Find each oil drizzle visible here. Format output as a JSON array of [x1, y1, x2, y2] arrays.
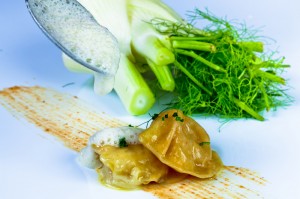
[[0, 86, 267, 198]]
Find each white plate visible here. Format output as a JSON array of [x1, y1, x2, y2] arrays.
[[1, 0, 300, 198]]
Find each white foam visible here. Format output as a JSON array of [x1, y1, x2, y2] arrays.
[[27, 0, 120, 75], [78, 127, 144, 169]]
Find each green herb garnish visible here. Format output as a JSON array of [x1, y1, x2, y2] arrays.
[[171, 112, 184, 122], [172, 112, 178, 117], [119, 137, 128, 148], [151, 113, 159, 120], [175, 116, 184, 122], [199, 142, 210, 146]]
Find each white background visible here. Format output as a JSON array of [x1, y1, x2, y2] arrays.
[[1, 0, 300, 198]]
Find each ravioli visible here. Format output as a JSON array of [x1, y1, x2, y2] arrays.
[[93, 144, 169, 189], [79, 111, 223, 189], [138, 109, 223, 178], [78, 127, 170, 189]]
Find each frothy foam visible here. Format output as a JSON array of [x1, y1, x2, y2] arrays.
[[78, 127, 144, 168], [27, 0, 120, 75]]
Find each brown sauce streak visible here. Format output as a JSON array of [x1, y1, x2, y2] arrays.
[[0, 86, 267, 198], [0, 86, 125, 151]]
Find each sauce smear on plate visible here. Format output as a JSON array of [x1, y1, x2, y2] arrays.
[[0, 86, 267, 198]]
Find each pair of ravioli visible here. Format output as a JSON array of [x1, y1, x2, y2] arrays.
[[92, 109, 222, 189]]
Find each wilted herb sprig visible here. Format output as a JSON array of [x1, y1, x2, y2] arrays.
[[153, 9, 291, 120]]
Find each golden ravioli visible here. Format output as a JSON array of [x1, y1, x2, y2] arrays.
[[139, 109, 223, 178], [93, 144, 169, 189]]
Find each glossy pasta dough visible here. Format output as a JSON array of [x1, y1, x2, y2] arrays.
[[139, 109, 223, 178]]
